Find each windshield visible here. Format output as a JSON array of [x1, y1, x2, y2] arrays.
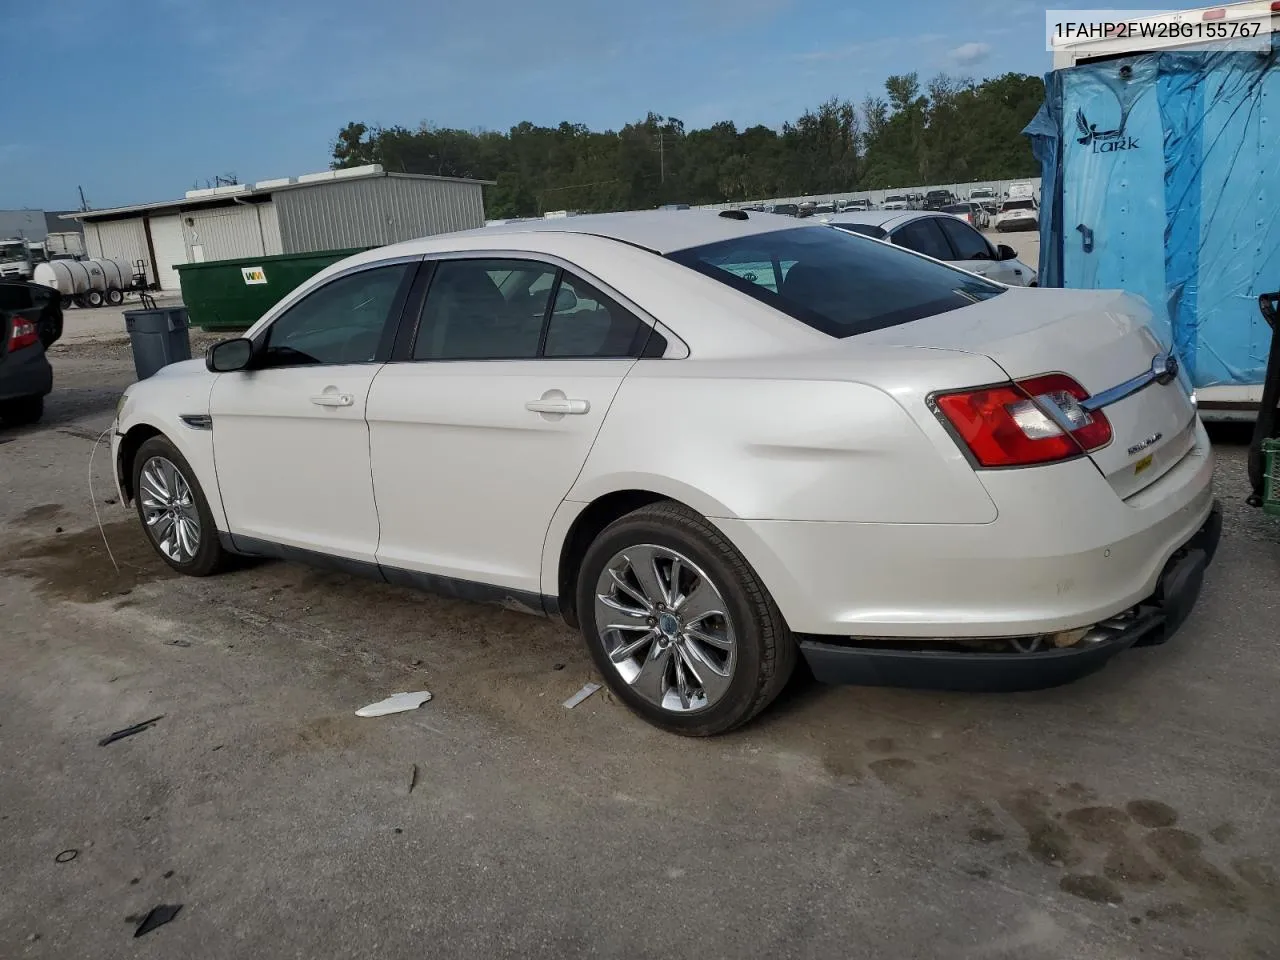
[[884, 196, 905, 203], [667, 226, 1004, 339], [1001, 200, 1035, 211], [0, 241, 26, 261], [941, 204, 971, 214]]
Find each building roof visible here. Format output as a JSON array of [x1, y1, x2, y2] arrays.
[[452, 209, 811, 254], [64, 166, 494, 223]]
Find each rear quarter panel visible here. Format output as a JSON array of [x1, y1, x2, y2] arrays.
[[568, 351, 1004, 524]]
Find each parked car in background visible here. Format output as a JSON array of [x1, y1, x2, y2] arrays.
[[113, 210, 1213, 737], [810, 202, 835, 216], [924, 189, 957, 211], [941, 202, 989, 230], [770, 203, 800, 217], [829, 210, 1036, 285], [839, 198, 873, 213], [0, 280, 63, 426], [882, 195, 909, 211], [993, 198, 1039, 232], [908, 193, 925, 209]]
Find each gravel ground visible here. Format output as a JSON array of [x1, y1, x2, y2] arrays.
[[0, 347, 1277, 960]]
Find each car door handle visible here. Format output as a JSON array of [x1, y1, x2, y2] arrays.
[[311, 393, 354, 407], [525, 398, 589, 415]]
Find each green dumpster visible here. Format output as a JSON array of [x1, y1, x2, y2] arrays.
[[175, 248, 372, 332]]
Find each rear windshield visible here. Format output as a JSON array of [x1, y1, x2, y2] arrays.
[[1002, 200, 1035, 211], [941, 204, 971, 213], [668, 226, 1004, 339]]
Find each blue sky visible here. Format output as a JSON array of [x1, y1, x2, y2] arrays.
[[1, 0, 1054, 211]]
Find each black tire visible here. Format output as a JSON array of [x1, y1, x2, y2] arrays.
[[576, 501, 796, 736], [60, 296, 74, 310], [106, 287, 124, 306], [0, 395, 44, 426], [131, 435, 228, 577], [86, 289, 104, 308]]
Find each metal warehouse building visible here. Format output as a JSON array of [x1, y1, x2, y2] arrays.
[[63, 165, 489, 292]]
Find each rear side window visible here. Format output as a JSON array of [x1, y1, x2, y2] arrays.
[[668, 226, 1003, 339]]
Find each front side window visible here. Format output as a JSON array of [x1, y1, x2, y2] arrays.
[[936, 217, 993, 260], [891, 218, 954, 261], [668, 226, 1003, 339], [264, 263, 410, 366]]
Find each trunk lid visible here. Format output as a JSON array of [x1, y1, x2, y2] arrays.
[[859, 287, 1198, 497]]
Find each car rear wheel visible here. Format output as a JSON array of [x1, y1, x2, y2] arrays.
[[576, 501, 796, 736], [0, 395, 43, 426], [132, 435, 228, 577]]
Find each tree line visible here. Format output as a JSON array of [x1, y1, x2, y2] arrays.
[[331, 71, 1044, 219]]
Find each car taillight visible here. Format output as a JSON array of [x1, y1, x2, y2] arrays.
[[8, 316, 38, 351], [933, 373, 1112, 468]]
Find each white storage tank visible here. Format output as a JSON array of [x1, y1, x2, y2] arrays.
[[33, 258, 134, 307]]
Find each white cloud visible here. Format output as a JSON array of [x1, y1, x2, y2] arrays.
[[948, 41, 992, 65]]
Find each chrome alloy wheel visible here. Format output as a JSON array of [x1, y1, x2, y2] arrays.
[[139, 456, 201, 564], [593, 545, 737, 713]]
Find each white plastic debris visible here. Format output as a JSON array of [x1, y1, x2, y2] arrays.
[[562, 682, 602, 709], [355, 691, 433, 718]]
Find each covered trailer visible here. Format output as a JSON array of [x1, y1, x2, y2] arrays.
[[1028, 1, 1280, 420]]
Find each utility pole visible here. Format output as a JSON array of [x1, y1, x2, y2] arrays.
[[656, 132, 665, 184], [78, 185, 89, 211]]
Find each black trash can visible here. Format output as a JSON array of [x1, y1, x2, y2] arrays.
[[124, 307, 192, 380]]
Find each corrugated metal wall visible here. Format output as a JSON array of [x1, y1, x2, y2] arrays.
[[274, 175, 485, 253], [185, 205, 272, 261], [85, 219, 152, 282], [257, 202, 284, 255]]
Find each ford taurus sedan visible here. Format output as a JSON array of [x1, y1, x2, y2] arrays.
[[112, 211, 1219, 736]]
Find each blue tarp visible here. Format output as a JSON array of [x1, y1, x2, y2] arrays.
[[1025, 44, 1280, 388]]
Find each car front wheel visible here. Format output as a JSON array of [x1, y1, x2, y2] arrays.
[[576, 502, 796, 736], [131, 435, 228, 576]]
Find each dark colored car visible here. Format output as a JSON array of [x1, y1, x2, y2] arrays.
[[924, 189, 957, 211], [0, 280, 63, 426]]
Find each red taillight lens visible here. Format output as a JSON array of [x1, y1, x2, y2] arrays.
[[934, 373, 1112, 468], [8, 316, 38, 351]]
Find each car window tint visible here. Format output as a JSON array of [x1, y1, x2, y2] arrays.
[[937, 217, 993, 260], [833, 223, 887, 240], [415, 259, 556, 360], [264, 263, 409, 366], [891, 218, 954, 261], [669, 226, 1003, 339], [544, 274, 647, 358]]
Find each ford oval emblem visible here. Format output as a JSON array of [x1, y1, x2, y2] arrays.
[[1152, 352, 1179, 385]]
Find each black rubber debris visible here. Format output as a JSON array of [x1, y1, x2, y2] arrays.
[[134, 904, 182, 938], [55, 849, 78, 864], [98, 716, 164, 747]]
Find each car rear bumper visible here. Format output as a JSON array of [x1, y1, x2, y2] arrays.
[[0, 345, 53, 401], [714, 420, 1216, 639], [795, 501, 1220, 690]]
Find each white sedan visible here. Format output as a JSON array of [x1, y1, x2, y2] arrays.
[[828, 210, 1037, 285], [112, 211, 1219, 736]]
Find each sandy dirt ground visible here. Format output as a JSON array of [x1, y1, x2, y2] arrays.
[[0, 340, 1277, 959]]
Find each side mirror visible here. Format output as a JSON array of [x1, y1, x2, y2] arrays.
[[996, 243, 1019, 262], [206, 337, 254, 372], [554, 286, 579, 312]]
